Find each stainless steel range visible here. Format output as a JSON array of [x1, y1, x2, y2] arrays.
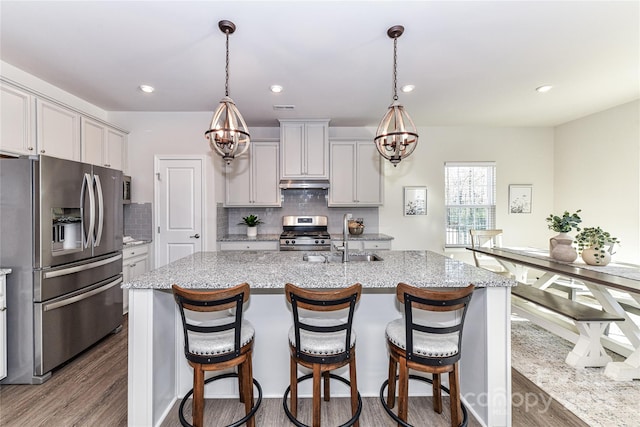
[[279, 216, 331, 251]]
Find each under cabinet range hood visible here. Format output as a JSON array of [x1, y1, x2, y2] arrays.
[[279, 179, 330, 190]]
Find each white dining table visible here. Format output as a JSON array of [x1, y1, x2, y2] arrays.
[[467, 246, 640, 381]]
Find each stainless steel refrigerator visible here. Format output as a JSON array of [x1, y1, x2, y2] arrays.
[[0, 155, 123, 384]]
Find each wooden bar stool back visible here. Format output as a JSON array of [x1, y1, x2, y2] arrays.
[[283, 282, 363, 427], [172, 283, 262, 427], [380, 283, 475, 427]]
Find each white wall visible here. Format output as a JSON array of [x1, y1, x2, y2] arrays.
[[554, 100, 640, 263], [376, 126, 555, 259]]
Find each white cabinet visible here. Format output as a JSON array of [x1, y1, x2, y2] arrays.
[[225, 141, 280, 207], [331, 239, 392, 251], [36, 99, 81, 161], [122, 244, 150, 314], [219, 241, 279, 251], [329, 139, 384, 206], [0, 83, 35, 156], [279, 119, 329, 180], [81, 117, 126, 170]]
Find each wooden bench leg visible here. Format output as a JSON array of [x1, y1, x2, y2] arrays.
[[565, 321, 614, 368]]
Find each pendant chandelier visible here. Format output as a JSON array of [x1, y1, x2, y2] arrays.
[[205, 20, 250, 165], [374, 25, 419, 167]]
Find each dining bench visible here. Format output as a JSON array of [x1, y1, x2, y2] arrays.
[[511, 284, 625, 368]]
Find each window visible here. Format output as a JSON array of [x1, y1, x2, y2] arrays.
[[445, 162, 496, 247]]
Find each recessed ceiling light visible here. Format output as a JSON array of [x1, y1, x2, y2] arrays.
[[401, 84, 415, 93], [139, 84, 155, 93], [270, 85, 283, 93], [536, 85, 553, 93]]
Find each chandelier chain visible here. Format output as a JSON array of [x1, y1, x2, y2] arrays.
[[393, 36, 398, 101], [225, 30, 230, 97]]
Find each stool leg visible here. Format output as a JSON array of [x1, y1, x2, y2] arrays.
[[349, 348, 360, 427], [397, 357, 409, 424], [449, 365, 462, 427], [238, 361, 245, 404], [290, 356, 298, 417], [193, 364, 204, 427], [313, 363, 322, 427], [432, 373, 442, 414], [387, 355, 397, 408], [323, 370, 331, 402], [243, 352, 256, 427]]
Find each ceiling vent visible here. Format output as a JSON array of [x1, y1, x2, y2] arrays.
[[273, 105, 296, 111]]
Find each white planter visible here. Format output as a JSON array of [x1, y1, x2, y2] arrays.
[[549, 232, 577, 262], [246, 226, 257, 238], [581, 246, 611, 266]]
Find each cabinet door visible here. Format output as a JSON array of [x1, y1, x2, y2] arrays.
[[0, 83, 35, 156], [224, 150, 252, 206], [252, 142, 280, 206], [81, 117, 105, 166], [305, 122, 328, 178], [106, 128, 125, 170], [328, 141, 356, 205], [355, 141, 384, 205], [280, 122, 305, 178], [36, 99, 80, 160]]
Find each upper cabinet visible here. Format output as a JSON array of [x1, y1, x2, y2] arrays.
[[1, 81, 127, 168], [81, 117, 126, 170], [225, 140, 281, 207], [329, 139, 384, 206], [0, 83, 35, 156], [36, 99, 81, 161], [279, 119, 329, 180]]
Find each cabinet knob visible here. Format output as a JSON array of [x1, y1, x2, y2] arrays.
[[28, 146, 34, 151], [130, 263, 137, 267], [40, 149, 45, 153]]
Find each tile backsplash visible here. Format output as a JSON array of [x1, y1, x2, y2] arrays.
[[124, 202, 153, 241], [221, 189, 379, 235]]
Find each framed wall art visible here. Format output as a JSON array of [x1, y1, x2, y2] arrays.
[[509, 184, 532, 214], [403, 186, 427, 216]]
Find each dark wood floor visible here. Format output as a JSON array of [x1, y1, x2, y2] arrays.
[[0, 315, 588, 426]]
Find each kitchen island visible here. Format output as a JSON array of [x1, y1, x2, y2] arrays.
[[125, 250, 516, 426]]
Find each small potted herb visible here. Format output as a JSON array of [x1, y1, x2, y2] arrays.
[[545, 210, 581, 262], [575, 226, 620, 266], [239, 214, 263, 237]]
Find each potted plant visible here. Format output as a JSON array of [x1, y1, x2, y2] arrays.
[[575, 226, 620, 266], [545, 210, 581, 262], [239, 214, 263, 237]]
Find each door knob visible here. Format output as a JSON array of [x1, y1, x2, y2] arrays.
[[190, 233, 200, 239]]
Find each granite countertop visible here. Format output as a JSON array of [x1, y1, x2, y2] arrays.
[[124, 250, 516, 290], [330, 233, 394, 241], [218, 234, 281, 242], [124, 239, 152, 247]]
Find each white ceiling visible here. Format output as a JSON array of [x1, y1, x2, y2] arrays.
[[1, 1, 638, 127]]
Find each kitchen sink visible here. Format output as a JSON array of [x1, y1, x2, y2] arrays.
[[302, 253, 383, 263]]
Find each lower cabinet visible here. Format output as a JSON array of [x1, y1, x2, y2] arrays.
[[331, 239, 392, 251], [122, 244, 150, 314], [219, 241, 279, 251]]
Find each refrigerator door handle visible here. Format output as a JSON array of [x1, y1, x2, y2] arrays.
[[42, 277, 122, 312], [81, 173, 95, 249], [42, 253, 123, 279], [93, 174, 104, 247]]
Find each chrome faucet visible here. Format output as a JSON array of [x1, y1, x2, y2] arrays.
[[341, 213, 352, 262]]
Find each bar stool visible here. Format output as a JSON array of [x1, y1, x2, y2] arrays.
[[283, 282, 363, 427], [380, 283, 475, 427], [172, 283, 262, 427]]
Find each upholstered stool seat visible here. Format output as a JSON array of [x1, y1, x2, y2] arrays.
[[283, 282, 363, 427], [172, 283, 262, 427], [380, 283, 475, 427]]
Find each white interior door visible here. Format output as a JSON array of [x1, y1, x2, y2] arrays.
[[155, 156, 205, 268]]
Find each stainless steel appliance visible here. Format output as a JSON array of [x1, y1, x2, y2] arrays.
[[0, 155, 123, 384], [279, 215, 331, 251], [123, 175, 131, 204]]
